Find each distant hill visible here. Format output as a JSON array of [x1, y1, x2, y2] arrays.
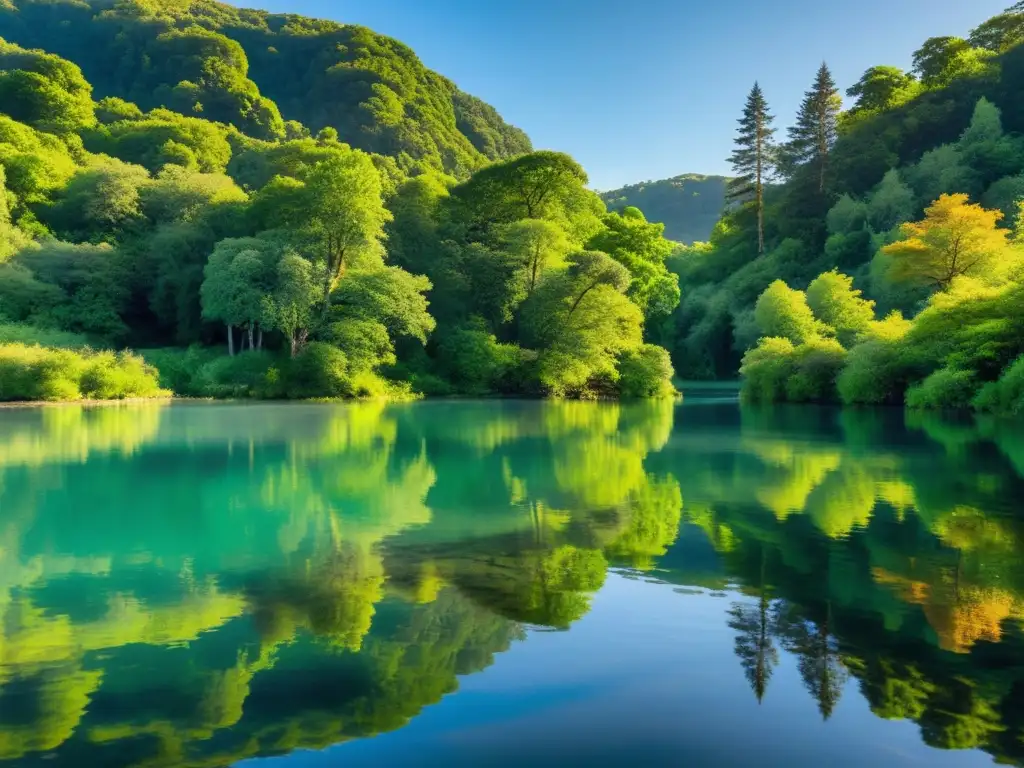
[[600, 174, 728, 244], [0, 0, 531, 178]]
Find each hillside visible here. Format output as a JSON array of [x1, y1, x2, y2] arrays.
[[663, 4, 1024, 416], [0, 0, 531, 178], [0, 2, 681, 403], [601, 174, 728, 244]]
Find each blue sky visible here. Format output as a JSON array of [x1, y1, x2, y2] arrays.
[[243, 0, 1009, 190]]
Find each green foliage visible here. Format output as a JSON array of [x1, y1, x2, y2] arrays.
[[284, 341, 350, 399], [141, 345, 220, 394], [970, 11, 1024, 53], [331, 266, 434, 345], [0, 0, 761, 402], [0, 113, 77, 208], [973, 354, 1024, 414], [806, 270, 875, 347], [524, 251, 645, 397], [867, 170, 916, 232], [753, 280, 826, 344], [600, 174, 728, 245], [0, 37, 94, 134], [586, 207, 680, 320], [194, 349, 278, 398], [912, 37, 996, 87], [0, 322, 90, 348], [0, 0, 529, 176], [447, 151, 599, 242], [617, 344, 676, 398], [740, 336, 846, 403], [85, 108, 233, 173], [783, 63, 841, 190], [837, 337, 913, 405], [0, 342, 166, 401], [437, 326, 532, 395], [905, 366, 978, 409], [785, 337, 847, 402], [740, 337, 797, 403], [846, 66, 919, 114]]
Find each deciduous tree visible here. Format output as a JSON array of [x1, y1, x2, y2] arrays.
[[882, 194, 1011, 291]]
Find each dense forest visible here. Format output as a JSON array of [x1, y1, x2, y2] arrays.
[[600, 174, 728, 244], [0, 0, 679, 401], [669, 3, 1024, 415]]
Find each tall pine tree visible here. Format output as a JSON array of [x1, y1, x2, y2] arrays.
[[785, 63, 842, 193], [728, 82, 776, 254]]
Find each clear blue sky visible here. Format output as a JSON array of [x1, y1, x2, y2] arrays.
[[240, 0, 1009, 190]]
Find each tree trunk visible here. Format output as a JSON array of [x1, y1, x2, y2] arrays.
[[257, 327, 263, 351], [290, 335, 297, 359], [227, 324, 234, 357], [248, 322, 254, 351], [756, 114, 765, 255]]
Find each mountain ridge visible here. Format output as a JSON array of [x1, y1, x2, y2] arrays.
[[0, 0, 531, 177], [600, 173, 728, 244]]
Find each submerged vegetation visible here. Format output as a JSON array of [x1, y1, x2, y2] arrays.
[[0, 0, 678, 402]]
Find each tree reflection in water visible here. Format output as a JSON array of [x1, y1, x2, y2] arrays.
[[0, 401, 1023, 764]]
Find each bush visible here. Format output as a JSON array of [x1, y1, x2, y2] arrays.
[[283, 343, 350, 399], [142, 346, 220, 395], [80, 350, 168, 400], [437, 327, 530, 395], [617, 344, 676, 398], [786, 338, 847, 402], [0, 343, 168, 401], [740, 337, 797, 403], [0, 322, 91, 349], [837, 339, 913, 405], [905, 367, 979, 409], [194, 351, 278, 399], [753, 280, 826, 344], [973, 355, 1024, 414]]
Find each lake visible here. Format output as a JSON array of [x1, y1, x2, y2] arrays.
[[0, 398, 1023, 767]]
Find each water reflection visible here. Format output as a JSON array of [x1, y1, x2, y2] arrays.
[[0, 401, 1021, 765]]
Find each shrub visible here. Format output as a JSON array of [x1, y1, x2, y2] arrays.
[[142, 346, 220, 395], [437, 327, 530, 395], [753, 280, 827, 344], [837, 339, 913, 405], [80, 350, 168, 399], [617, 344, 676, 398], [786, 338, 847, 402], [0, 343, 167, 401], [805, 270, 875, 347], [194, 351, 278, 399], [740, 337, 797, 403], [905, 367, 979, 409], [284, 343, 350, 399], [903, 280, 1024, 381], [0, 322, 91, 349], [973, 355, 1024, 415]]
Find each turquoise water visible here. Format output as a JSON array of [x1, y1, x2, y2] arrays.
[[0, 399, 1022, 766]]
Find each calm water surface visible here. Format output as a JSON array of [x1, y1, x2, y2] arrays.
[[1, 398, 1023, 766]]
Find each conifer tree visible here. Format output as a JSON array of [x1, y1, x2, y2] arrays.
[[785, 63, 842, 193], [728, 82, 776, 254]]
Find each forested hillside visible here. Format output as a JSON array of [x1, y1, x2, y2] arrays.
[[669, 3, 1024, 415], [0, 0, 530, 177], [601, 174, 728, 244], [0, 0, 680, 402]]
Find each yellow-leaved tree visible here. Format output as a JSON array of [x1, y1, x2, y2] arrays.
[[882, 193, 1011, 290]]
